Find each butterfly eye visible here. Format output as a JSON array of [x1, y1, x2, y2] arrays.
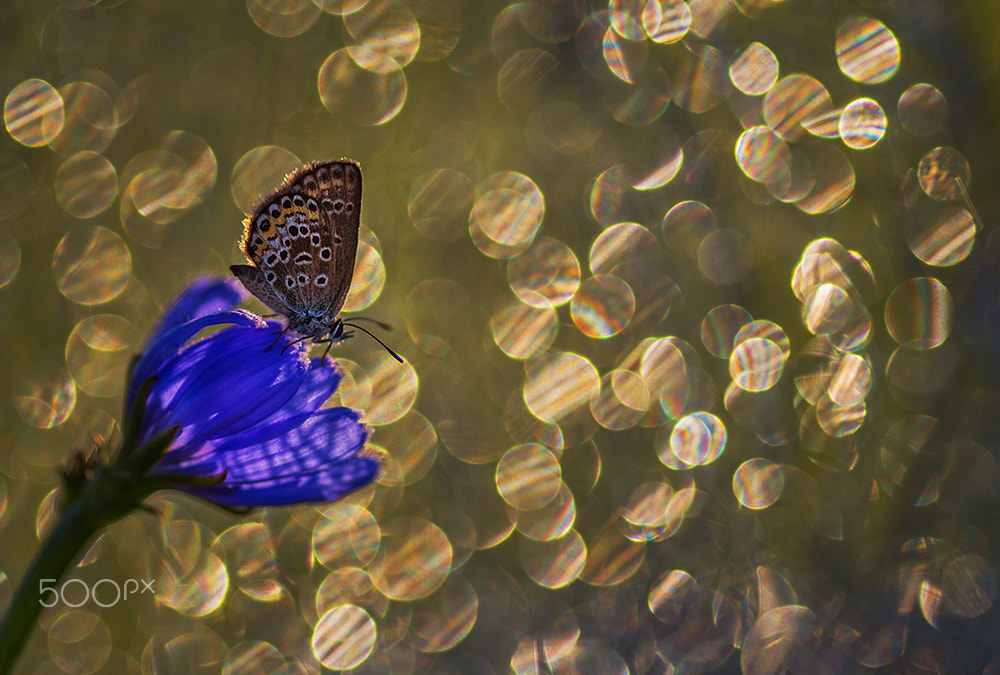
[[319, 247, 332, 261], [332, 200, 344, 213], [315, 275, 328, 287], [292, 195, 305, 207], [281, 196, 293, 210], [284, 276, 295, 289], [321, 199, 334, 213], [306, 198, 319, 213], [268, 205, 280, 218]]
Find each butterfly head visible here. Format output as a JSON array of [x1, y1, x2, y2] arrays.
[[283, 312, 402, 362], [286, 312, 349, 344]]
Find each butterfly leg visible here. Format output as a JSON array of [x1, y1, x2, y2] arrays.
[[266, 326, 291, 352], [281, 334, 312, 355], [314, 332, 354, 365]]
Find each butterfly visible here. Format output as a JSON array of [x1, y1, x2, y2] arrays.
[[230, 159, 401, 362]]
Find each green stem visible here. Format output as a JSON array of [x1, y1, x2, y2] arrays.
[[0, 373, 177, 673], [0, 463, 142, 674]]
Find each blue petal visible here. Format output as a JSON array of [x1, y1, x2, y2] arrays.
[[170, 363, 343, 454], [180, 456, 380, 507], [158, 407, 377, 507], [156, 407, 368, 477], [141, 326, 314, 447], [127, 310, 263, 414], [153, 277, 246, 338]]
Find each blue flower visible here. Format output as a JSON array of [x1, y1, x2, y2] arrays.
[[124, 277, 380, 508]]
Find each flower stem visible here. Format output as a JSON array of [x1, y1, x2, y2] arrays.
[[0, 462, 142, 674]]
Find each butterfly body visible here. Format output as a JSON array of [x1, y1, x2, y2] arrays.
[[231, 159, 362, 345]]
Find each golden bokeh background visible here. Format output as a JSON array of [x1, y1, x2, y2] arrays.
[[2, 0, 1000, 672]]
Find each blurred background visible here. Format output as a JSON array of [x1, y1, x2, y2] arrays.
[[2, 0, 1000, 672]]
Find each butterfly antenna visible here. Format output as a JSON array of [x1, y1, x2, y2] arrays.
[[343, 321, 403, 363], [320, 340, 334, 364], [348, 316, 394, 331]]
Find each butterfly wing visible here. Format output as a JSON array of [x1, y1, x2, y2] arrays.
[[290, 160, 362, 317], [238, 182, 309, 314], [230, 264, 292, 316]]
